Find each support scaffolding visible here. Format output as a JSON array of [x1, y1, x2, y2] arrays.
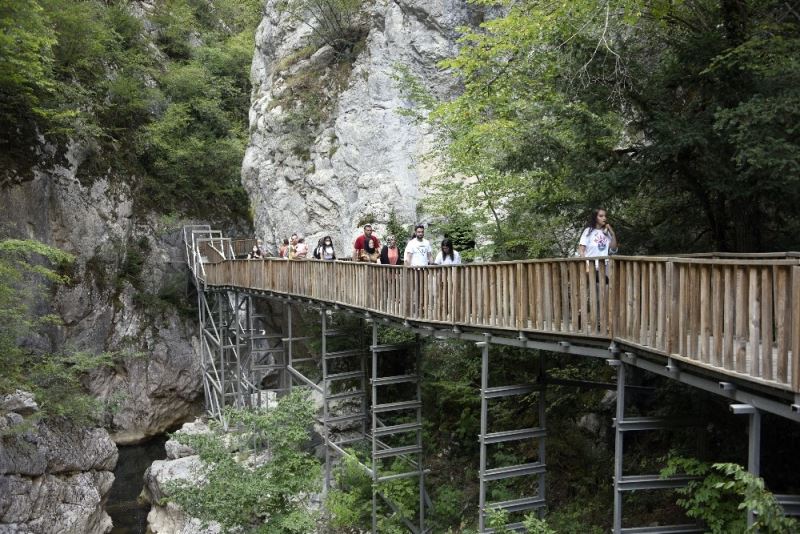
[[609, 359, 704, 533], [478, 340, 547, 533], [196, 290, 253, 424], [370, 324, 426, 533]]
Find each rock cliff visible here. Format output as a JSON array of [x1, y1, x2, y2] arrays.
[[0, 392, 118, 534], [0, 160, 203, 445], [243, 0, 474, 253]]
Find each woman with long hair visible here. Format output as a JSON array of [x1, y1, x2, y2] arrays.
[[579, 208, 618, 258], [379, 235, 401, 265], [433, 238, 461, 265], [314, 236, 336, 260]]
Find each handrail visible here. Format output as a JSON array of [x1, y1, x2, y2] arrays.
[[201, 256, 800, 394]]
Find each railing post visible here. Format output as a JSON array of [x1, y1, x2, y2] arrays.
[[792, 266, 800, 392], [401, 265, 409, 320], [608, 257, 617, 339], [664, 261, 675, 355]]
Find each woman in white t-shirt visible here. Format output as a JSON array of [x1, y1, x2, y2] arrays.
[[433, 238, 461, 265], [578, 208, 618, 259]]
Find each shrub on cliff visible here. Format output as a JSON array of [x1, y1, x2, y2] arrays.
[[0, 239, 114, 426]]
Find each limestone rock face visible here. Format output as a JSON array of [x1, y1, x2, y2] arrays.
[[243, 0, 472, 253], [142, 422, 221, 534], [0, 159, 203, 445], [0, 411, 118, 534]]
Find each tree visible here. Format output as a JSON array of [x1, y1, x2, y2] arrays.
[[406, 0, 800, 257], [167, 390, 321, 533]]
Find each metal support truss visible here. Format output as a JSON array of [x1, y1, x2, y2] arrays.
[[320, 309, 368, 496], [370, 324, 426, 534], [609, 359, 703, 534], [196, 289, 254, 425], [478, 339, 547, 533]]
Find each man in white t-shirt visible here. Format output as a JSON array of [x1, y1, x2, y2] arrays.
[[404, 224, 432, 266]]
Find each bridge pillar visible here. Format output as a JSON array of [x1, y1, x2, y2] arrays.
[[477, 339, 546, 532], [610, 359, 703, 533], [730, 403, 762, 527], [369, 323, 426, 534], [196, 289, 257, 425]]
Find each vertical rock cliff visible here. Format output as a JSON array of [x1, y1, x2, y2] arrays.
[[243, 0, 474, 251], [1, 157, 203, 444]]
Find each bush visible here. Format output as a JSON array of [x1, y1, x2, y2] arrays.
[[0, 239, 114, 425], [167, 390, 321, 533], [662, 457, 799, 533]]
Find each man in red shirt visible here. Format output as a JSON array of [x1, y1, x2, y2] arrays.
[[352, 224, 381, 262]]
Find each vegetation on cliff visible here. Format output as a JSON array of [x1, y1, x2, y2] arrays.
[[0, 239, 114, 424], [0, 0, 261, 221]]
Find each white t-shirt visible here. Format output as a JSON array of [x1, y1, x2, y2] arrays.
[[579, 227, 613, 258], [434, 250, 461, 265], [405, 238, 432, 266]]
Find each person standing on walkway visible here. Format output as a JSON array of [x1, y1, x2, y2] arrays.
[[352, 224, 381, 262], [314, 236, 337, 261], [404, 224, 432, 266], [379, 235, 401, 265], [433, 238, 461, 265], [278, 238, 289, 259], [578, 208, 618, 259], [287, 233, 298, 260], [294, 234, 309, 259]]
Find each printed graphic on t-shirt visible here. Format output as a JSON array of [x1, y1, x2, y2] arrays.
[[592, 231, 608, 252]]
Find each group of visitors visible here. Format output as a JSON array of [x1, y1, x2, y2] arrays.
[[352, 224, 461, 266], [252, 208, 616, 266], [261, 223, 462, 267]]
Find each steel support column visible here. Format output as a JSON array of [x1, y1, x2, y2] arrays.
[[370, 323, 426, 533], [478, 340, 546, 533], [731, 403, 762, 528]]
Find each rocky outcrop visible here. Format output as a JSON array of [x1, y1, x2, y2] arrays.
[[242, 0, 473, 253], [0, 395, 118, 534], [141, 420, 222, 534], [0, 160, 203, 444]]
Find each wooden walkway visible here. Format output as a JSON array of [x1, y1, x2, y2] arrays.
[[196, 248, 800, 395]]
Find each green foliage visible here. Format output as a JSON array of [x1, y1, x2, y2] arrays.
[[661, 457, 799, 533], [325, 450, 421, 533], [167, 390, 320, 533], [405, 0, 800, 256], [278, 0, 367, 55], [0, 0, 55, 121], [1, 0, 258, 222], [326, 454, 373, 528], [0, 239, 114, 425], [485, 509, 557, 533]]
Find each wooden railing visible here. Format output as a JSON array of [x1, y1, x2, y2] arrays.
[[202, 256, 800, 393], [231, 239, 258, 258]]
